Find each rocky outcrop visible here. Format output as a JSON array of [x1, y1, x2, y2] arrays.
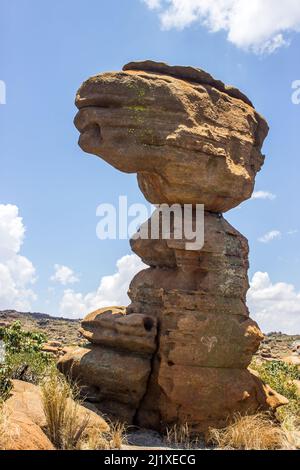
[[58, 307, 158, 422], [62, 60, 287, 433]]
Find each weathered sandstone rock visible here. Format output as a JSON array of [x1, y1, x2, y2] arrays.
[[2, 380, 109, 450], [137, 365, 288, 432], [66, 61, 287, 433], [74, 60, 268, 212], [79, 307, 157, 354], [58, 344, 153, 423], [2, 380, 54, 450], [2, 413, 55, 451]]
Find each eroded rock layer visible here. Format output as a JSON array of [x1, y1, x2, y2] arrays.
[[59, 61, 287, 433]]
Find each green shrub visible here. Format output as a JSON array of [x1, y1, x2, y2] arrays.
[[252, 360, 300, 420], [0, 322, 55, 396], [0, 321, 46, 354], [6, 351, 54, 384], [0, 365, 12, 402]]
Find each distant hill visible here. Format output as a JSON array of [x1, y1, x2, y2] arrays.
[[0, 310, 82, 346]]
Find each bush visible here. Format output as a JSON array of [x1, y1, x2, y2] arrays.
[[0, 322, 54, 397], [251, 360, 300, 420], [0, 365, 12, 402], [6, 351, 54, 384], [0, 321, 46, 354]]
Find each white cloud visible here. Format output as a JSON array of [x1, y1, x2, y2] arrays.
[[51, 264, 79, 286], [258, 230, 281, 243], [143, 0, 300, 53], [252, 191, 276, 201], [145, 0, 161, 9], [0, 205, 36, 311], [59, 254, 146, 318], [248, 272, 300, 334], [287, 229, 298, 236]]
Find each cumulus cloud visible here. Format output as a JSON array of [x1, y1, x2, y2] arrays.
[[59, 254, 146, 318], [0, 205, 36, 311], [143, 0, 300, 53], [50, 264, 79, 286], [252, 191, 276, 201], [258, 230, 281, 243], [145, 0, 161, 8], [248, 272, 300, 334]]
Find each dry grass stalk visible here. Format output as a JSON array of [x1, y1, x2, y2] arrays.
[[165, 423, 200, 449], [280, 415, 300, 449], [208, 413, 287, 450], [0, 405, 13, 450], [41, 373, 90, 450], [80, 421, 127, 450]]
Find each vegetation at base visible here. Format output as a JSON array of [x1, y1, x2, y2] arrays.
[[0, 321, 54, 400], [41, 373, 126, 450], [251, 360, 300, 420], [208, 412, 291, 450], [0, 365, 12, 401]]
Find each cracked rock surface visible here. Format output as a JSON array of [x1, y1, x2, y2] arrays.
[[58, 61, 287, 432]]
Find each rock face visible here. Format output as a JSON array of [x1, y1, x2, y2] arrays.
[[62, 60, 287, 432]]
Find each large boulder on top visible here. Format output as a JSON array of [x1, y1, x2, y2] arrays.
[[74, 60, 268, 212]]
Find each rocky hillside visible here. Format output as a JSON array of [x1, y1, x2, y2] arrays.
[[0, 310, 81, 347]]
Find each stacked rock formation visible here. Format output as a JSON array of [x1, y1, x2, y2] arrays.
[[58, 61, 287, 432]]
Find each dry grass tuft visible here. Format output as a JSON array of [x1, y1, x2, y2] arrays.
[[110, 422, 127, 449], [41, 373, 90, 450], [281, 415, 300, 449], [208, 413, 290, 450], [41, 373, 127, 450], [165, 423, 201, 449], [79, 421, 127, 450], [0, 405, 12, 450]]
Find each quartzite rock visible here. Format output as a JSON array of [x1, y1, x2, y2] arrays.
[[64, 61, 287, 433]]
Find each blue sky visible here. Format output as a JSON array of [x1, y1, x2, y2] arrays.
[[0, 0, 300, 333]]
